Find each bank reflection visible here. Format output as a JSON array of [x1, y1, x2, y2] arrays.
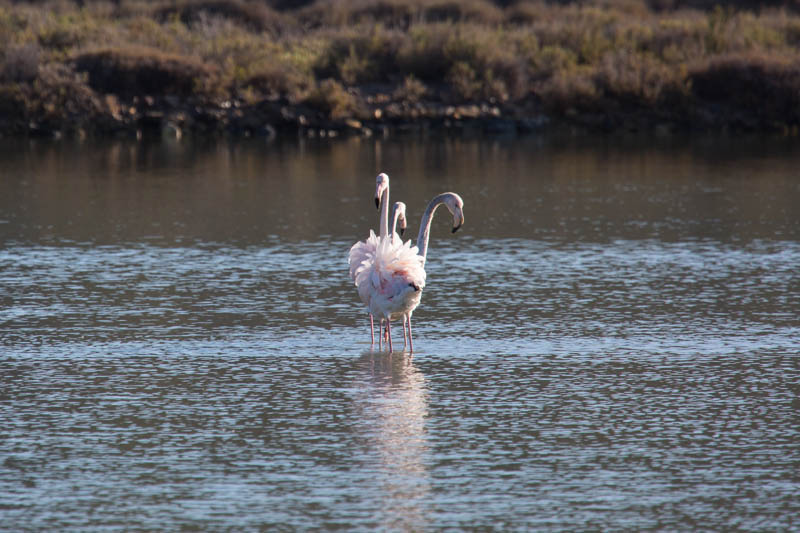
[[354, 352, 431, 531]]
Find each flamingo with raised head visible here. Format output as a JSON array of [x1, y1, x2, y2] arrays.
[[348, 174, 407, 343]]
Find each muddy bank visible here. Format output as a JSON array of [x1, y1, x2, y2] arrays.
[[4, 86, 797, 141]]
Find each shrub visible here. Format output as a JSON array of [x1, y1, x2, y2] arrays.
[[303, 78, 356, 118], [297, 0, 419, 29], [2, 43, 40, 82], [447, 61, 480, 100], [530, 45, 578, 79], [313, 25, 405, 84], [392, 74, 427, 102], [690, 52, 800, 122], [422, 0, 503, 25], [537, 67, 599, 112], [73, 46, 217, 97], [596, 49, 688, 106], [155, 0, 288, 34], [395, 23, 527, 98], [297, 0, 502, 29], [240, 61, 310, 101], [29, 62, 102, 122]]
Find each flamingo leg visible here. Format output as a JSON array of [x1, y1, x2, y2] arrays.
[[387, 319, 393, 352], [402, 317, 408, 349], [370, 314, 375, 344], [407, 315, 414, 353]]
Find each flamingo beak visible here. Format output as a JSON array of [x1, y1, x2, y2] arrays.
[[399, 227, 405, 237], [408, 282, 420, 292], [452, 209, 465, 233], [375, 197, 380, 209]]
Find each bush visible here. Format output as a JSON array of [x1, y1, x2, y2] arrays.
[[393, 74, 427, 102], [297, 0, 502, 29], [690, 52, 800, 122], [155, 0, 288, 34], [313, 25, 405, 84], [240, 61, 310, 101], [303, 78, 357, 118], [73, 46, 217, 97], [2, 44, 40, 82], [596, 49, 688, 106]]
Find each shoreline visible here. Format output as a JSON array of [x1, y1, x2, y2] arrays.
[[7, 94, 798, 141]]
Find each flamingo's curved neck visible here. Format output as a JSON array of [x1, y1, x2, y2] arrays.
[[416, 193, 448, 268], [379, 186, 390, 238]]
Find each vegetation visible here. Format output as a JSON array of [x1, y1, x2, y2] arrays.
[[2, 0, 800, 137]]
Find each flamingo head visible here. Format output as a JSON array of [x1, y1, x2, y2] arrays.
[[375, 173, 389, 209], [443, 192, 465, 233], [392, 201, 407, 237]]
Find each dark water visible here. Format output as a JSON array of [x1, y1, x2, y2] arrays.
[[1, 135, 798, 531]]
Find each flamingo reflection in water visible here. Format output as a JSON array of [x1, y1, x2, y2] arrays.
[[352, 351, 431, 530]]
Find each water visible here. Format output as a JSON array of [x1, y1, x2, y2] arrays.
[[1, 135, 798, 530]]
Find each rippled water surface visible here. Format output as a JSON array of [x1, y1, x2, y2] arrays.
[[1, 136, 798, 530]]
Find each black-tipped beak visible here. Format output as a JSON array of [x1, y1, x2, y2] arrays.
[[399, 227, 405, 237], [452, 224, 462, 233], [375, 197, 380, 209], [409, 282, 420, 292]]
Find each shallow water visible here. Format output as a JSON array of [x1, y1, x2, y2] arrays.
[[1, 135, 798, 530]]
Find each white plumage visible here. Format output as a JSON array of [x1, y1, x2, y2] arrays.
[[354, 235, 426, 323]]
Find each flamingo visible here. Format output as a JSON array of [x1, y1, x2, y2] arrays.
[[390, 192, 465, 352], [355, 191, 465, 353], [348, 173, 407, 343]]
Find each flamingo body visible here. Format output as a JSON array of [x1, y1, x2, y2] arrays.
[[354, 235, 425, 323]]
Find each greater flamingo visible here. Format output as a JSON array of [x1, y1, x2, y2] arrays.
[[390, 192, 465, 352], [348, 173, 407, 343], [355, 191, 465, 352]]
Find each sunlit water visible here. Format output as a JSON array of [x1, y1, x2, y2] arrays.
[[1, 136, 798, 530]]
